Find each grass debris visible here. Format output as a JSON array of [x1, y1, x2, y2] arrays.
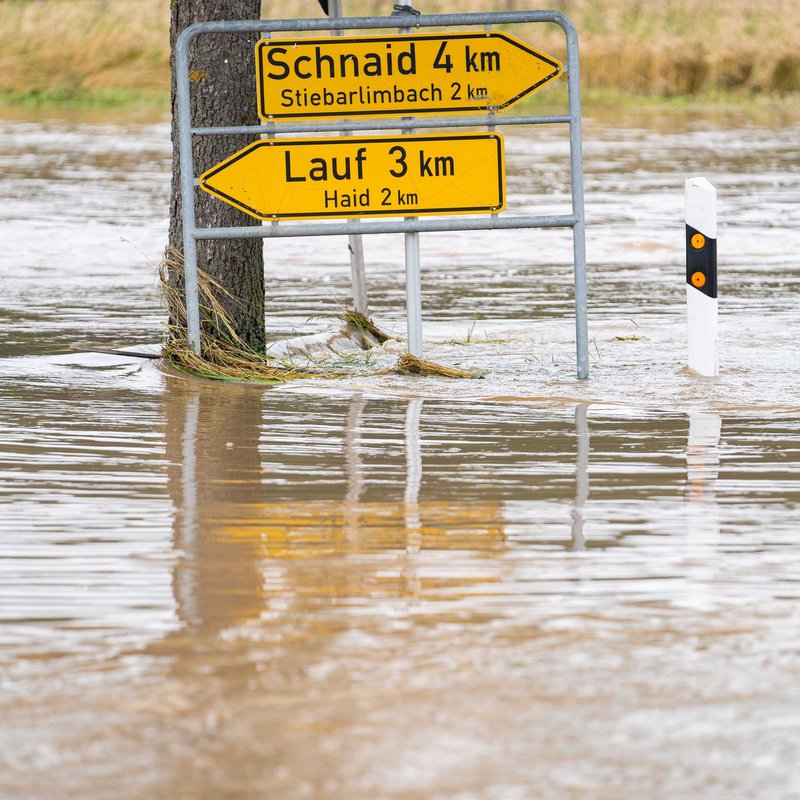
[[394, 353, 482, 379], [341, 310, 393, 344], [160, 248, 315, 382], [161, 249, 481, 382]]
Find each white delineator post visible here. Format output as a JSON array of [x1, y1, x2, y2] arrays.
[[685, 177, 718, 377]]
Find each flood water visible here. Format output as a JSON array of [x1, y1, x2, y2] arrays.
[[1, 103, 800, 799]]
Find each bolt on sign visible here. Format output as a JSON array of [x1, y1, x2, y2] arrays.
[[199, 132, 505, 221], [255, 31, 562, 120]]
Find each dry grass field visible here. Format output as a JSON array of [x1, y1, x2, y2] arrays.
[[1, 0, 797, 103]]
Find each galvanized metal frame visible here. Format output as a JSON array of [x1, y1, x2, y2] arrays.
[[176, 9, 589, 379]]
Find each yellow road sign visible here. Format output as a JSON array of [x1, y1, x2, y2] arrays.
[[256, 32, 561, 121], [199, 133, 505, 221]]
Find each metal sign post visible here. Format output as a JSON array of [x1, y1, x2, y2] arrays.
[[328, 0, 369, 318], [399, 1, 423, 358], [176, 9, 589, 379]]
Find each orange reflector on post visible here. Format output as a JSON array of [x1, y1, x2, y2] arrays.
[[691, 232, 706, 249]]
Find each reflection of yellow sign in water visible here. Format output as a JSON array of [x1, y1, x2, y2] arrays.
[[199, 133, 505, 221], [255, 32, 562, 120], [209, 501, 508, 614], [218, 501, 507, 559]]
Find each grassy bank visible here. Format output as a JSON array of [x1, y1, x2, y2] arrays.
[[0, 0, 169, 105], [1, 0, 797, 106]]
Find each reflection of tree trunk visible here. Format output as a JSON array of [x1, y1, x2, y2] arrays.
[[165, 384, 265, 633], [168, 0, 265, 352]]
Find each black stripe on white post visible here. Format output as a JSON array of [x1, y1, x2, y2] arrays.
[[686, 177, 718, 377]]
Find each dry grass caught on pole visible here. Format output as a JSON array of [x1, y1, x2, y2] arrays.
[[160, 248, 315, 382], [394, 353, 482, 379], [341, 310, 393, 344], [161, 249, 480, 382]]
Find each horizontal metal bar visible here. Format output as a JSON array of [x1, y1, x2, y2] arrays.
[[192, 114, 570, 137], [179, 11, 575, 41], [192, 214, 578, 240]]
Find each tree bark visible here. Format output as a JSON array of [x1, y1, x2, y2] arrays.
[[168, 0, 265, 352]]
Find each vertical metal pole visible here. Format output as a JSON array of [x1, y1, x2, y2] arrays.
[[405, 233, 422, 356], [485, 23, 499, 226], [176, 29, 202, 356], [329, 0, 370, 317], [563, 19, 589, 379], [400, 3, 423, 357], [259, 29, 280, 241]]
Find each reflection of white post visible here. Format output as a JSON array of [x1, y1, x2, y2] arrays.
[[404, 399, 423, 509], [685, 410, 722, 607], [181, 394, 200, 547], [403, 399, 423, 601], [329, 0, 369, 316], [686, 177, 718, 377], [178, 393, 200, 625], [344, 393, 366, 506], [686, 411, 722, 502], [571, 404, 589, 550]]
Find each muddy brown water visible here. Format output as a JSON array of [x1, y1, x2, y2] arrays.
[[1, 104, 800, 799]]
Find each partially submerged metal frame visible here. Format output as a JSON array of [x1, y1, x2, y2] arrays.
[[176, 9, 589, 379]]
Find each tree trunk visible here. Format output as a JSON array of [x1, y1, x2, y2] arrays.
[[168, 0, 265, 352]]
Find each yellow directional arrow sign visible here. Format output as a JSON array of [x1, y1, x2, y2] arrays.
[[198, 133, 505, 222], [256, 32, 561, 121]]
